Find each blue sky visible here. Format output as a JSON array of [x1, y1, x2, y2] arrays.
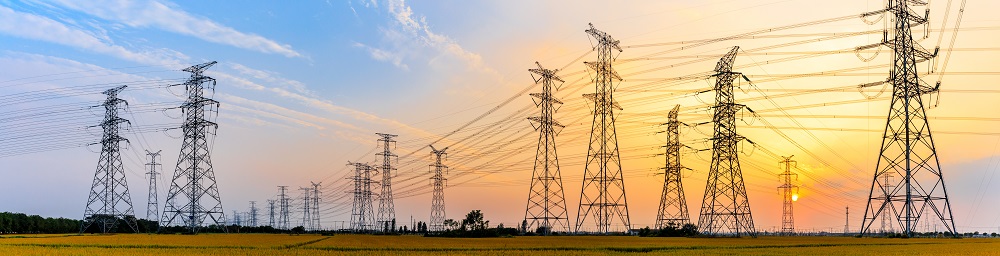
[[2, 0, 1000, 233]]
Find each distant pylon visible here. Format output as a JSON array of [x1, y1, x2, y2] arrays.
[[348, 162, 376, 232], [428, 145, 449, 232], [278, 186, 290, 230], [249, 201, 258, 227], [845, 206, 850, 234], [376, 133, 398, 232], [300, 187, 312, 230], [859, 0, 957, 238], [879, 172, 895, 233], [656, 104, 691, 230], [80, 85, 139, 233], [159, 61, 227, 233], [311, 182, 322, 231], [523, 61, 570, 235], [145, 150, 162, 223], [697, 46, 756, 237], [777, 156, 799, 235], [575, 23, 630, 234], [267, 199, 276, 227]]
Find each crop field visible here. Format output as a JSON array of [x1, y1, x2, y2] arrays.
[[0, 234, 998, 255]]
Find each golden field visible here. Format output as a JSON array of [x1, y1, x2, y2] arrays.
[[0, 234, 998, 255]]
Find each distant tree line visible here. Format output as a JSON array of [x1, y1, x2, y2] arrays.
[[0, 212, 80, 234]]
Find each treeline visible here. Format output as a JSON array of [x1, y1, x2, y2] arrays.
[[0, 212, 80, 234]]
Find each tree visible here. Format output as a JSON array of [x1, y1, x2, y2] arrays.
[[462, 210, 488, 231], [443, 219, 458, 231]]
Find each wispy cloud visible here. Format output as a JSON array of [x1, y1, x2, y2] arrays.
[[352, 42, 408, 70], [0, 5, 187, 66], [228, 63, 313, 95], [45, 0, 303, 58]]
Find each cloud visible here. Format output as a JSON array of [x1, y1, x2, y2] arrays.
[[228, 63, 313, 95], [45, 0, 302, 58], [355, 0, 497, 76], [352, 42, 408, 70], [0, 5, 187, 66]]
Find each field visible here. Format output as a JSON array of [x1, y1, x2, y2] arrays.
[[0, 234, 998, 255]]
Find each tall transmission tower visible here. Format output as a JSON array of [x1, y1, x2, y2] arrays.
[[375, 133, 398, 231], [697, 46, 756, 237], [249, 201, 258, 227], [267, 199, 276, 228], [575, 23, 630, 234], [845, 206, 850, 234], [348, 162, 376, 232], [311, 182, 322, 231], [80, 85, 139, 233], [879, 172, 895, 233], [277, 186, 291, 229], [428, 145, 449, 232], [655, 104, 691, 229], [300, 187, 312, 230], [777, 156, 799, 235], [860, 0, 957, 237], [145, 150, 162, 223], [159, 61, 227, 233], [523, 61, 570, 235]]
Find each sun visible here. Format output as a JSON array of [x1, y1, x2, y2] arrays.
[[792, 194, 799, 202]]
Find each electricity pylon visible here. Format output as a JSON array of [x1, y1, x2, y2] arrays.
[[376, 133, 398, 231], [428, 145, 449, 232], [575, 23, 630, 234], [311, 182, 322, 231], [777, 156, 798, 235], [145, 150, 162, 223], [249, 201, 258, 227], [697, 46, 756, 237], [523, 61, 570, 235], [860, 0, 957, 237], [160, 61, 227, 233], [880, 172, 895, 233], [300, 187, 311, 230], [267, 199, 276, 227], [348, 162, 376, 232], [80, 85, 139, 233], [278, 186, 290, 230], [656, 104, 691, 229]]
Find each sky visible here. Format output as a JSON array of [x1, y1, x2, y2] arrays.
[[1, 0, 1000, 234]]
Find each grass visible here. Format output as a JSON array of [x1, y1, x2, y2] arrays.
[[0, 234, 997, 255]]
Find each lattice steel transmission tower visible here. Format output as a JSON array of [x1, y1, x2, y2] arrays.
[[376, 133, 397, 230], [523, 61, 570, 235], [300, 187, 312, 229], [575, 23, 630, 234], [697, 46, 756, 237], [80, 85, 139, 233], [249, 201, 258, 227], [860, 0, 957, 237], [310, 182, 322, 231], [777, 156, 798, 235], [278, 186, 290, 230], [160, 61, 227, 233], [879, 172, 895, 233], [267, 199, 276, 227], [656, 104, 691, 229], [348, 162, 376, 232], [145, 150, 162, 223], [428, 145, 449, 232]]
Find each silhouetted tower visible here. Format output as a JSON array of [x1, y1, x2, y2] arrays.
[[376, 133, 398, 230], [248, 201, 258, 227], [160, 61, 227, 233], [428, 145, 449, 232], [860, 0, 957, 238], [300, 187, 312, 230], [879, 172, 895, 233], [348, 162, 376, 232], [697, 46, 756, 237], [278, 186, 290, 230], [656, 104, 691, 229], [575, 23, 630, 234], [777, 156, 799, 235], [232, 210, 242, 226], [845, 206, 850, 234], [523, 61, 570, 235], [311, 182, 322, 231], [80, 85, 139, 233], [267, 199, 276, 227], [145, 150, 162, 223]]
